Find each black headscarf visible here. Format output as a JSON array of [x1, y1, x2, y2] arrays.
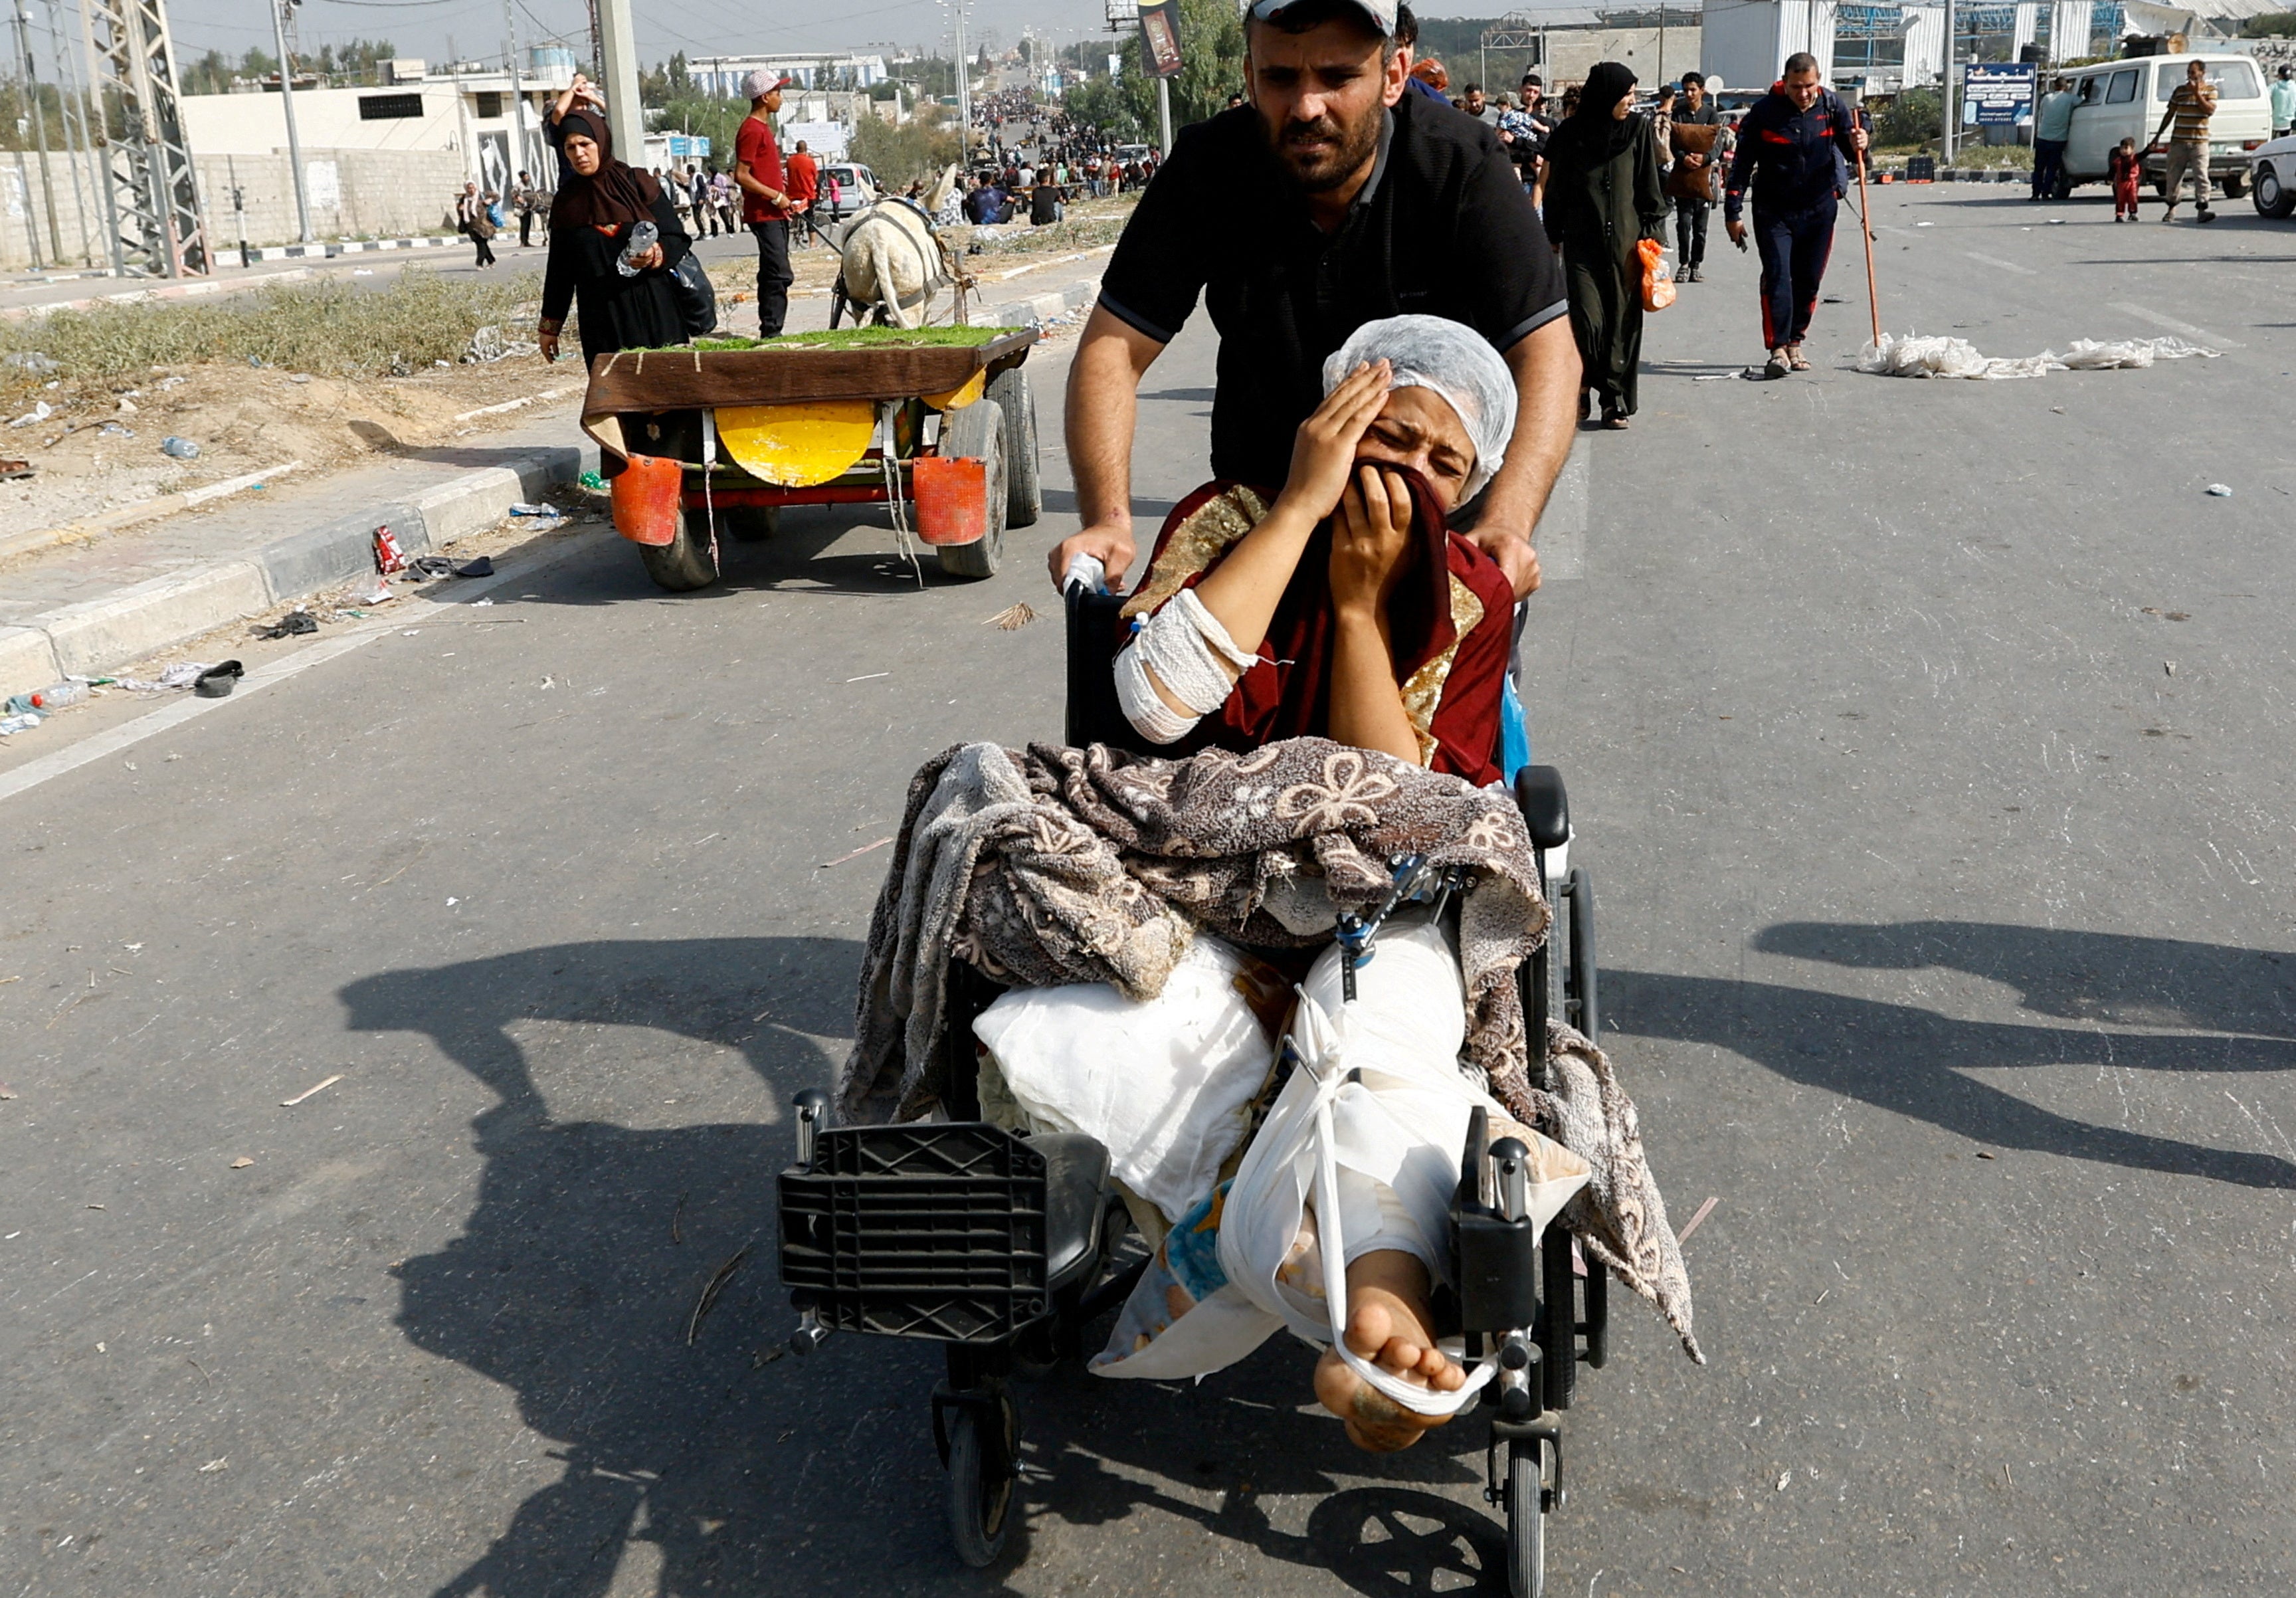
[[549, 109, 661, 231], [1567, 62, 1641, 157]]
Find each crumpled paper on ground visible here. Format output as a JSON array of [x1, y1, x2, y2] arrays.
[[1858, 331, 2218, 381]]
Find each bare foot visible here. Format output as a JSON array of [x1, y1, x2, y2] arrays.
[[1312, 1249, 1466, 1452]]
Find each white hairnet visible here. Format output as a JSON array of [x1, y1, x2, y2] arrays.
[[1319, 314, 1517, 502]]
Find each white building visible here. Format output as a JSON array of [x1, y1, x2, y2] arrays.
[[685, 52, 890, 96], [181, 51, 577, 195], [1701, 0, 1836, 92]]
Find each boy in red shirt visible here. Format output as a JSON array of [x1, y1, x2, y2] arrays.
[[734, 70, 796, 334], [2107, 136, 2142, 222]]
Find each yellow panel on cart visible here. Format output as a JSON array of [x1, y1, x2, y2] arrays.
[[714, 400, 878, 487], [919, 369, 987, 412]]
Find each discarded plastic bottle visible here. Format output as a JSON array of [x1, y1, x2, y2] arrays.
[[161, 436, 200, 459], [616, 221, 660, 277], [27, 680, 87, 711]]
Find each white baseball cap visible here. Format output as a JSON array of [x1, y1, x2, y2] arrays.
[[1249, 0, 1398, 37]]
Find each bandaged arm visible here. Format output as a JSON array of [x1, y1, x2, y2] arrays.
[[1114, 589, 1262, 743], [1113, 488, 1327, 742]]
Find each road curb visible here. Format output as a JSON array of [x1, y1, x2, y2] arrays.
[[0, 435, 601, 697], [975, 272, 1103, 330]]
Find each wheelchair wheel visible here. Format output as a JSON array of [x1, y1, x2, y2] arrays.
[[1565, 868, 1599, 1045], [945, 1389, 1020, 1567], [1506, 1436, 1550, 1598]]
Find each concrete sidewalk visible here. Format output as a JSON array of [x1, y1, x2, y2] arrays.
[[0, 252, 1109, 699]]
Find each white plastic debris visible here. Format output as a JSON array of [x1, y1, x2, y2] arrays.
[[7, 401, 54, 429], [2206, 483, 2233, 497], [1858, 332, 2219, 381]]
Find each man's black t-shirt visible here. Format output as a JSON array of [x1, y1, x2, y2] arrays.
[[1098, 89, 1567, 488]]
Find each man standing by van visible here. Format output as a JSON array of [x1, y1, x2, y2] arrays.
[[2271, 63, 2294, 139], [2031, 77, 2075, 200], [2147, 59, 2219, 224]]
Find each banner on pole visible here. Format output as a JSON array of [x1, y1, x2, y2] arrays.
[[1137, 0, 1184, 78], [1962, 61, 2036, 125]]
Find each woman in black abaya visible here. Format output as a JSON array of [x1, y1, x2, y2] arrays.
[[1535, 62, 1669, 429], [536, 109, 690, 368]]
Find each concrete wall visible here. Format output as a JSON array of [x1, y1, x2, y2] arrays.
[[0, 146, 472, 272], [1545, 25, 1705, 86]]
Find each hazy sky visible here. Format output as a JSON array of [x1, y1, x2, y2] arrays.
[[159, 0, 1145, 76], [151, 0, 1572, 82]]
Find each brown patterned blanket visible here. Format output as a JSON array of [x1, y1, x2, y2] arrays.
[[839, 736, 1701, 1361]]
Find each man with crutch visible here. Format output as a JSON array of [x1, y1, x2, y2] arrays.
[[1722, 52, 1868, 379]]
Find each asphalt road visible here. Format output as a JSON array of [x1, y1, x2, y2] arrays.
[[3, 181, 2295, 1598]]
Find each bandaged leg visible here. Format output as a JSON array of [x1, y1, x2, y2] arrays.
[[1112, 587, 1261, 744]]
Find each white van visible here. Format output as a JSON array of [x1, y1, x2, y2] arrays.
[[2051, 52, 2273, 199]]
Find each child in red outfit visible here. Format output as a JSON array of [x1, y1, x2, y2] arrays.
[[2109, 138, 2143, 221]]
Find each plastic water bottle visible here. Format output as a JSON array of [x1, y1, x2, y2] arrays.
[[7, 681, 86, 714], [34, 680, 88, 710], [616, 221, 660, 277]]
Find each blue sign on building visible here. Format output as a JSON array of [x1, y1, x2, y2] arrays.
[[667, 135, 712, 159], [1963, 62, 2036, 126]]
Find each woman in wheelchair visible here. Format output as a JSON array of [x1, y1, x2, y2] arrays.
[[1111, 314, 1520, 789], [1016, 317, 1555, 1452]]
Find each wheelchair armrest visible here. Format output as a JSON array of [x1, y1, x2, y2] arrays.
[[1513, 765, 1570, 851]]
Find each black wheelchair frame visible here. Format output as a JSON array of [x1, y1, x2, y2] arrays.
[[775, 581, 1606, 1594]]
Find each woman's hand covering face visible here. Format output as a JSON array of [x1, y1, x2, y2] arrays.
[[1329, 464, 1416, 619], [1280, 360, 1392, 524]]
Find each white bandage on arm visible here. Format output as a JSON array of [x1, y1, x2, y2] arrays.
[[1113, 589, 1262, 744]]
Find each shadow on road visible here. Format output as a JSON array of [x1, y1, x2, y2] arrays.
[[1607, 920, 2296, 1189], [341, 936, 1508, 1595]]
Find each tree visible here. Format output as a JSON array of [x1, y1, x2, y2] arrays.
[[851, 104, 965, 188], [1065, 72, 1147, 142], [1092, 0, 1248, 137]]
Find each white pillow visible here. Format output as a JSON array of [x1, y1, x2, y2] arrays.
[[972, 935, 1275, 1224]]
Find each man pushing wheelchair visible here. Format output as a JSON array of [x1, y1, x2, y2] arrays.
[[779, 1, 1703, 1583]]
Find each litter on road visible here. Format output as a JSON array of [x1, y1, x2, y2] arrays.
[[1858, 332, 2218, 381], [280, 1073, 343, 1107], [230, 1156, 254, 1168], [159, 435, 200, 458], [2206, 484, 2233, 497]]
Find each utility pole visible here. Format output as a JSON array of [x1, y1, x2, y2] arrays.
[[1941, 0, 1956, 161], [501, 0, 526, 183], [592, 0, 640, 173], [13, 0, 63, 267], [47, 0, 96, 264], [268, 0, 310, 241], [1657, 0, 1665, 89]]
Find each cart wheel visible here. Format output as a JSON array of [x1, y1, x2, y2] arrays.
[[987, 366, 1042, 529], [1506, 1437, 1549, 1598], [639, 508, 723, 591], [934, 400, 1007, 581], [945, 1392, 1019, 1568]]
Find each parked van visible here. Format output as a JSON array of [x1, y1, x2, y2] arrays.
[[2050, 52, 2273, 199]]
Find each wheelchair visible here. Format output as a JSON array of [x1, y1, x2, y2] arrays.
[[775, 577, 1606, 1595]]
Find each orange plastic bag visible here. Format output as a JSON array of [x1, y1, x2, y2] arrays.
[[1638, 237, 1676, 313]]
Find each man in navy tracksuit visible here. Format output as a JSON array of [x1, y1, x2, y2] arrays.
[[1723, 52, 1867, 379]]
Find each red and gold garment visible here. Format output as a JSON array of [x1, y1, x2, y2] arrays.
[[1116, 475, 1515, 786]]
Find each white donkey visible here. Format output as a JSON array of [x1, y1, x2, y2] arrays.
[[829, 166, 974, 329]]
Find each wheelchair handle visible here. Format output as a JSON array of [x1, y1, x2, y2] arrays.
[[1491, 1137, 1529, 1223], [793, 1089, 830, 1169]]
